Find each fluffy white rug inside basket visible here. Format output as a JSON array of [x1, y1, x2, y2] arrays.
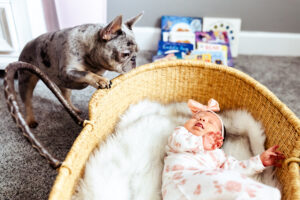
[[73, 100, 280, 200]]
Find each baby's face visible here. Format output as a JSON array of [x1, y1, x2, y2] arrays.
[[184, 111, 222, 136]]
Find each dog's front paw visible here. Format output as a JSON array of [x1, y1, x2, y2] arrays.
[[96, 78, 112, 89]]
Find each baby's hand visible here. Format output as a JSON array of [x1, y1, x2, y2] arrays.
[[260, 145, 285, 167], [203, 132, 223, 151]]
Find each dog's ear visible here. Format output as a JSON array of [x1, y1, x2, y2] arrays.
[[125, 12, 144, 30], [100, 15, 123, 40]]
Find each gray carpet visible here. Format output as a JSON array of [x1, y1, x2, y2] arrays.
[[0, 52, 299, 200]]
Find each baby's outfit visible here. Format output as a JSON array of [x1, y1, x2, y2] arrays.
[[161, 126, 281, 200]]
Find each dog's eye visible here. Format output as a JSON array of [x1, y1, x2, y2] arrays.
[[117, 30, 123, 35], [127, 41, 134, 46], [121, 53, 130, 58]]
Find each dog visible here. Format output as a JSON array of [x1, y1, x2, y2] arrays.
[[16, 12, 143, 128]]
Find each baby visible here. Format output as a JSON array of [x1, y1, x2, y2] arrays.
[[161, 99, 285, 200]]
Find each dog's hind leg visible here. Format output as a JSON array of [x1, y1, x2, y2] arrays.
[[59, 87, 82, 114], [18, 71, 39, 128]]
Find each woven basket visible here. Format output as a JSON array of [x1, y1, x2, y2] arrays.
[[49, 60, 300, 200]]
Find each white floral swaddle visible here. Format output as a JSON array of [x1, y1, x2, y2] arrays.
[[162, 126, 281, 200]]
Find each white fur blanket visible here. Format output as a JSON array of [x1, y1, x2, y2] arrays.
[[73, 100, 279, 200]]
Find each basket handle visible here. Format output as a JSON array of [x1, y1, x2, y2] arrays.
[[3, 61, 85, 168]]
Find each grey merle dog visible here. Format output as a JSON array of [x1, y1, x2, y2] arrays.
[[3, 13, 143, 167], [18, 13, 142, 128]]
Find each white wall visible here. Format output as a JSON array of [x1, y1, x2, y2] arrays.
[[108, 0, 300, 33], [0, 0, 108, 69], [0, 0, 47, 69], [54, 0, 107, 29]]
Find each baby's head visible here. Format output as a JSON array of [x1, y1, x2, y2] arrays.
[[185, 111, 223, 136], [184, 99, 226, 143]]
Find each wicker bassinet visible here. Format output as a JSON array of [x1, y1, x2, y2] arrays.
[[49, 60, 300, 200]]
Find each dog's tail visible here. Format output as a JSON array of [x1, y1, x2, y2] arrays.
[[3, 61, 84, 168]]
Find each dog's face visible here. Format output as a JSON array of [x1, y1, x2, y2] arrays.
[[88, 13, 143, 74]]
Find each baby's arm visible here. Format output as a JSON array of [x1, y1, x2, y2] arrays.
[[260, 145, 285, 167], [220, 154, 265, 176], [220, 145, 285, 176], [167, 126, 204, 153]]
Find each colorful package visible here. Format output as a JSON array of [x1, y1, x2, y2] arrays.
[[196, 42, 228, 65], [184, 54, 212, 63], [152, 52, 183, 62], [168, 32, 196, 47], [156, 41, 194, 56], [161, 15, 202, 47], [195, 31, 233, 66], [191, 50, 226, 65], [161, 15, 203, 33]]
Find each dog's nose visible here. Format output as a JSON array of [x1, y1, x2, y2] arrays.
[[131, 56, 136, 61]]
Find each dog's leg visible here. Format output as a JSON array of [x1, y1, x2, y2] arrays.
[[18, 71, 39, 128], [66, 70, 112, 89], [59, 87, 82, 114]]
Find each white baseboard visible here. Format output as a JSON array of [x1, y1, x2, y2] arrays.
[[133, 27, 300, 57], [238, 32, 300, 56], [0, 54, 18, 70]]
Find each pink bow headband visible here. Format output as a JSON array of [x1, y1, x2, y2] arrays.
[[187, 98, 224, 137]]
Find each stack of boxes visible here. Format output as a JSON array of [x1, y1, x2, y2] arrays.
[[153, 16, 234, 67]]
